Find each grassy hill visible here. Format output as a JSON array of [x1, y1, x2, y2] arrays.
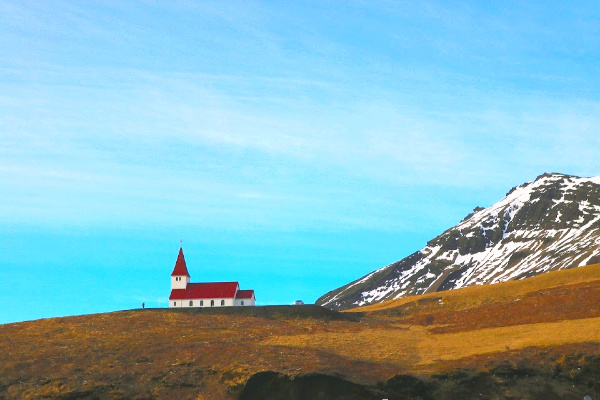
[[1, 264, 600, 399]]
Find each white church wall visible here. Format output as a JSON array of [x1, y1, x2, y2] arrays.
[[170, 297, 254, 307], [170, 300, 183, 308], [178, 298, 236, 307], [234, 296, 255, 306]]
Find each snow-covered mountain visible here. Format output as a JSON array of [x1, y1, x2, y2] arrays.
[[317, 173, 600, 311]]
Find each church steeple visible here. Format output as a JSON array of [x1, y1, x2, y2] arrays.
[[171, 247, 190, 277], [171, 247, 190, 290]]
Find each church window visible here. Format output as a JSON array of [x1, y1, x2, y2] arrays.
[[189, 300, 193, 306], [173, 302, 176, 306], [221, 300, 225, 306], [200, 300, 203, 306], [241, 301, 245, 306], [211, 300, 214, 307]]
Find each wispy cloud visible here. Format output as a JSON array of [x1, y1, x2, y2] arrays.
[[2, 1, 600, 234]]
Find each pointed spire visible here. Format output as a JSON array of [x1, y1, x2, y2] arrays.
[[170, 247, 190, 277]]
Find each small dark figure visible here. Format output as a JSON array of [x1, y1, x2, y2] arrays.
[[142, 302, 145, 309]]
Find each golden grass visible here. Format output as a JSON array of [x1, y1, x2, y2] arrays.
[[351, 262, 600, 313], [263, 316, 600, 371], [418, 316, 600, 365]]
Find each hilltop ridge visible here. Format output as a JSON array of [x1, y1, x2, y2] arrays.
[[2, 263, 600, 399]]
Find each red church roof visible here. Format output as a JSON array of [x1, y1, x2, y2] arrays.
[[169, 282, 240, 300], [235, 289, 254, 299], [171, 248, 190, 277]]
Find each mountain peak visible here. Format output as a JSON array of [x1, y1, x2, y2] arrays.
[[535, 172, 572, 181], [317, 173, 600, 310]]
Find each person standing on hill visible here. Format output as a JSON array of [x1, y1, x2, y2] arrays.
[[142, 302, 145, 309]]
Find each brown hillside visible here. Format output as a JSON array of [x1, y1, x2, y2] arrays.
[[1, 264, 600, 399], [353, 262, 600, 313], [350, 263, 600, 334]]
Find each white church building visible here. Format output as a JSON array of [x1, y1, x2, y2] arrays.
[[169, 248, 256, 308]]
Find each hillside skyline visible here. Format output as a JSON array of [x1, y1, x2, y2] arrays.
[[2, 1, 600, 324]]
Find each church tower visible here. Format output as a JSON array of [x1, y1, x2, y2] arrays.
[[170, 247, 190, 290]]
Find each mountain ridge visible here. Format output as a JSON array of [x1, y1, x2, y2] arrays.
[[317, 172, 600, 310]]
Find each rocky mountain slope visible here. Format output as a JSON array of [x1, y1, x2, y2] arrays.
[[317, 172, 600, 311]]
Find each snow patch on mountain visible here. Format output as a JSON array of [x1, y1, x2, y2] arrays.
[[317, 173, 600, 311]]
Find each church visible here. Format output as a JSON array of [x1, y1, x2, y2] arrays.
[[169, 248, 256, 308]]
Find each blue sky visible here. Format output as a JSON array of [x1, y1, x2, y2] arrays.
[[1, 1, 599, 324]]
